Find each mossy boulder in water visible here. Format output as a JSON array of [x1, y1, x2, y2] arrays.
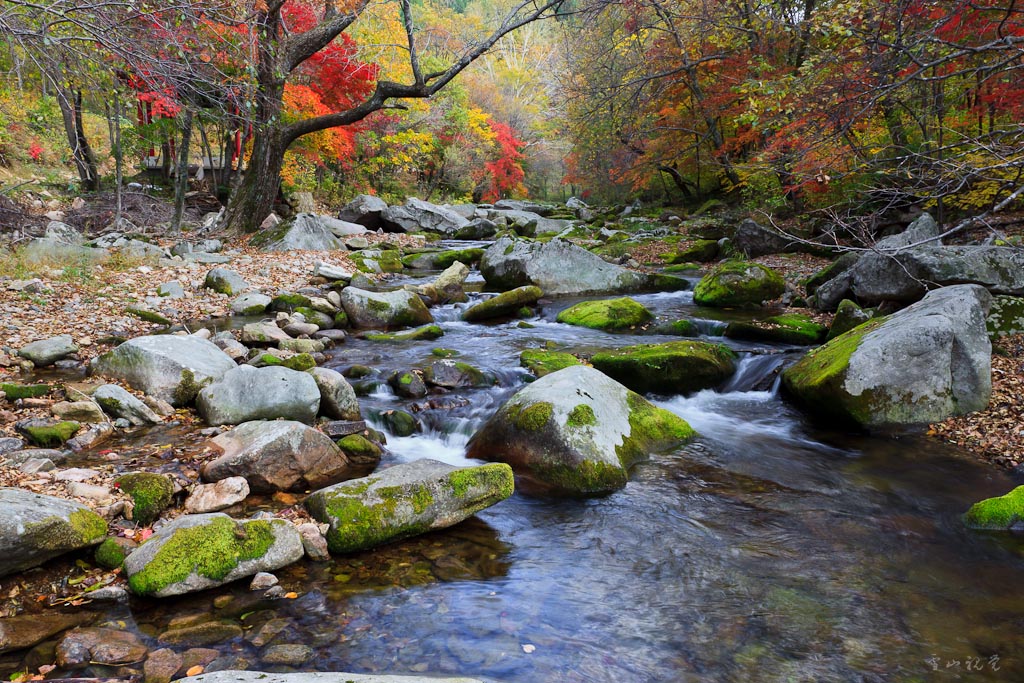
[[365, 324, 444, 342], [781, 285, 992, 429], [725, 314, 827, 345], [116, 472, 175, 526], [693, 261, 785, 307], [340, 287, 434, 329], [827, 299, 874, 341], [123, 513, 303, 597], [556, 297, 653, 331], [196, 365, 321, 426], [0, 489, 107, 578], [590, 341, 737, 394], [466, 365, 695, 496], [462, 286, 543, 322], [964, 486, 1024, 530], [305, 459, 513, 553], [519, 349, 581, 377], [15, 418, 80, 447]]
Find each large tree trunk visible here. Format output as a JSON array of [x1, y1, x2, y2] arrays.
[[220, 129, 287, 233], [54, 85, 100, 192]]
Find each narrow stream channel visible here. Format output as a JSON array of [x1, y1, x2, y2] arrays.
[[9, 263, 1024, 682]]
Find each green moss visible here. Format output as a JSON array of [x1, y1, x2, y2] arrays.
[[22, 420, 80, 447], [529, 459, 628, 496], [346, 364, 373, 378], [1, 382, 51, 399], [279, 353, 316, 371], [334, 310, 349, 328], [616, 391, 695, 466], [115, 472, 174, 526], [515, 401, 553, 431], [366, 324, 444, 342], [779, 317, 888, 425], [408, 486, 435, 515], [556, 297, 653, 331], [590, 341, 737, 394], [446, 464, 514, 499], [172, 368, 202, 406], [312, 482, 443, 553], [270, 293, 312, 312], [127, 517, 276, 596], [125, 306, 172, 325], [519, 350, 581, 377], [667, 319, 698, 336], [68, 508, 108, 544], [95, 537, 127, 569], [462, 285, 543, 322], [567, 404, 597, 427], [24, 510, 107, 551], [452, 361, 487, 386], [381, 410, 418, 436], [725, 313, 827, 345], [964, 486, 1024, 530], [693, 261, 785, 307], [669, 240, 718, 263], [662, 263, 703, 273], [337, 434, 383, 461], [248, 222, 291, 249], [432, 347, 460, 358]]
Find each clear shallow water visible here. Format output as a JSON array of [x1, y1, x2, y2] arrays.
[[13, 273, 1024, 682]]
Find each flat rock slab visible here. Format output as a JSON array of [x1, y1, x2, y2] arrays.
[[0, 488, 107, 578], [179, 672, 485, 683], [196, 365, 321, 426]]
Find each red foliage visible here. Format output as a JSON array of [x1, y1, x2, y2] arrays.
[[482, 122, 526, 202], [28, 140, 43, 162]]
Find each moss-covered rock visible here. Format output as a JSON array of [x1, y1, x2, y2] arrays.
[[336, 434, 383, 465], [293, 306, 334, 330], [725, 313, 828, 345], [365, 324, 444, 342], [0, 382, 51, 400], [520, 349, 581, 377], [669, 240, 719, 263], [556, 297, 653, 331], [424, 359, 489, 388], [0, 489, 108, 578], [115, 472, 175, 526], [462, 285, 543, 322], [95, 536, 130, 569], [964, 486, 1024, 530], [16, 419, 81, 447], [305, 459, 513, 553], [125, 306, 172, 326], [269, 293, 312, 312], [123, 513, 303, 597], [693, 261, 785, 307], [827, 299, 874, 341], [402, 248, 484, 270], [590, 341, 737, 394], [379, 410, 419, 437]]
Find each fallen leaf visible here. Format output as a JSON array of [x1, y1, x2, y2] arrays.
[[186, 666, 205, 676]]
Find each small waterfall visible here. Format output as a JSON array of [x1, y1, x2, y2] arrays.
[[691, 318, 728, 336], [720, 353, 787, 393]]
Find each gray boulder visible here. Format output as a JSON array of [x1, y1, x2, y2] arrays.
[[184, 477, 250, 514], [0, 489, 107, 578], [340, 287, 434, 328], [93, 384, 162, 426], [466, 365, 695, 496], [338, 194, 389, 229], [204, 268, 249, 296], [480, 236, 685, 296], [308, 367, 360, 420], [493, 199, 556, 216], [240, 321, 292, 344], [116, 238, 167, 261], [305, 459, 513, 553], [157, 281, 185, 298], [22, 238, 110, 265], [488, 208, 570, 235], [461, 286, 542, 322], [171, 239, 223, 256], [231, 292, 272, 315], [123, 513, 303, 597], [381, 198, 469, 235], [731, 218, 795, 257], [196, 365, 321, 425], [18, 334, 78, 366], [783, 285, 992, 430], [45, 221, 84, 245], [202, 420, 351, 492], [90, 335, 237, 407], [260, 213, 344, 252], [453, 217, 498, 240], [313, 262, 354, 282]]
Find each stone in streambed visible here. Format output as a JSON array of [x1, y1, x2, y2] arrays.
[[466, 365, 694, 496], [196, 365, 320, 425], [184, 477, 250, 514], [305, 459, 513, 553], [115, 472, 175, 526], [93, 383, 163, 425], [519, 349, 581, 377], [123, 513, 303, 597], [590, 341, 737, 394], [365, 324, 444, 342], [0, 488, 107, 578], [724, 314, 827, 345], [18, 334, 78, 367], [177, 672, 485, 683], [340, 287, 434, 328], [231, 292, 272, 316], [51, 400, 106, 424], [556, 297, 653, 331], [56, 626, 148, 668], [202, 420, 352, 493], [964, 486, 1024, 531], [461, 286, 542, 322], [693, 260, 785, 307], [308, 367, 360, 420], [15, 418, 80, 447], [0, 611, 93, 655]]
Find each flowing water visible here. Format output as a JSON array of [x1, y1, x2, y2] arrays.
[[8, 268, 1024, 682]]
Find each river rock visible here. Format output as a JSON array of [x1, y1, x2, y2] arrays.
[[116, 472, 175, 525], [123, 513, 304, 597], [93, 384, 163, 425], [18, 334, 78, 366], [204, 268, 249, 296], [258, 213, 344, 252], [44, 220, 84, 245], [338, 194, 389, 229], [0, 612, 93, 655], [782, 284, 992, 429], [145, 648, 185, 683], [172, 239, 223, 256], [381, 197, 469, 235], [185, 477, 250, 513], [202, 420, 351, 492], [305, 459, 513, 553], [461, 285, 542, 322], [51, 399, 107, 424], [731, 218, 796, 257], [177, 672, 485, 683], [480, 235, 685, 296], [90, 335, 237, 407], [424, 360, 488, 388], [56, 626, 148, 668], [313, 262, 354, 282], [15, 418, 80, 447], [590, 341, 737, 393], [556, 297, 653, 331], [308, 367, 360, 420], [431, 261, 470, 304], [453, 217, 499, 240], [724, 313, 828, 345], [340, 287, 434, 328], [0, 489, 107, 578], [693, 261, 785, 307], [231, 292, 272, 315], [196, 365, 321, 425], [827, 300, 874, 341], [0, 437, 25, 456], [241, 321, 292, 344], [22, 238, 110, 265], [465, 365, 695, 496], [158, 281, 186, 298]]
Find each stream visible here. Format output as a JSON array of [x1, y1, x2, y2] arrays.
[[6, 262, 1024, 682]]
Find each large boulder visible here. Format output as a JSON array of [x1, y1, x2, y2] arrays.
[[18, 334, 78, 366], [196, 365, 321, 425], [21, 238, 110, 265], [0, 489, 107, 578], [202, 420, 352, 492], [480, 235, 686, 296], [305, 459, 513, 553], [338, 194, 389, 229], [44, 221, 84, 245], [90, 335, 237, 407], [203, 268, 249, 296], [255, 213, 344, 252], [782, 285, 992, 429], [590, 341, 738, 394], [123, 513, 303, 597], [493, 199, 556, 216], [93, 384, 162, 425], [380, 197, 469, 235], [461, 285, 542, 322], [340, 287, 434, 328], [731, 218, 796, 257], [693, 261, 785, 307], [556, 297, 653, 331], [465, 365, 695, 496], [308, 367, 360, 420]]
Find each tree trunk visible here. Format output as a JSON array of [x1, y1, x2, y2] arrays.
[[220, 130, 287, 233], [172, 110, 194, 232], [55, 84, 99, 192]]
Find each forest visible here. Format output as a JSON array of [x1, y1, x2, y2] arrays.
[[0, 0, 1021, 232]]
